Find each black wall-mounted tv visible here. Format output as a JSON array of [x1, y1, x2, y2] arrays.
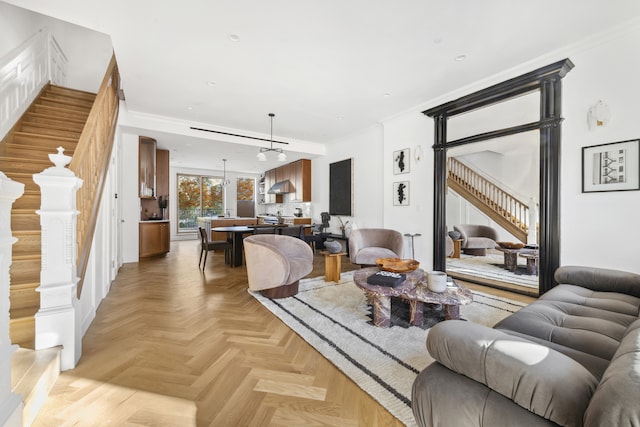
[[329, 158, 352, 216]]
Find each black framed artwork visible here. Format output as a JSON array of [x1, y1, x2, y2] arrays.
[[393, 148, 410, 174], [393, 181, 409, 206], [329, 158, 353, 215], [582, 139, 640, 193]]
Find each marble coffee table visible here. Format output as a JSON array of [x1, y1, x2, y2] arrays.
[[353, 267, 473, 328]]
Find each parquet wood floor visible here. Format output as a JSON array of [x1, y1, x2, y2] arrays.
[[31, 241, 401, 426], [32, 240, 534, 426]]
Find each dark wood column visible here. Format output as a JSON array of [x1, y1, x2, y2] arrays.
[[539, 76, 563, 293], [433, 114, 448, 271]]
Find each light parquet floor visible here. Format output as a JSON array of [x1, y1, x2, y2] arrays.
[[32, 240, 534, 426], [31, 240, 404, 427]]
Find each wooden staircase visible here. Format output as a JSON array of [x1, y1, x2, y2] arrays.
[[0, 84, 96, 349], [448, 157, 530, 243]]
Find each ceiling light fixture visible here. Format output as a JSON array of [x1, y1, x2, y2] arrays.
[[257, 113, 287, 162], [454, 54, 467, 62], [221, 159, 231, 187]]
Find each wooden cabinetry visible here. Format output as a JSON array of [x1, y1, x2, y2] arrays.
[[139, 221, 170, 257], [263, 168, 282, 204], [261, 159, 311, 204], [290, 159, 311, 202], [139, 136, 156, 198]]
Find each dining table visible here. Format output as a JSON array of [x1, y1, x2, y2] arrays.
[[210, 226, 254, 267]]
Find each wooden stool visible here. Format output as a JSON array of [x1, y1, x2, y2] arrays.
[[320, 251, 347, 282], [452, 239, 462, 258]]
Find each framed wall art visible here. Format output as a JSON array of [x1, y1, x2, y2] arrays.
[[582, 139, 640, 193], [393, 181, 409, 206], [393, 148, 410, 174]]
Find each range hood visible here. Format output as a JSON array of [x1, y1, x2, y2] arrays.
[[268, 180, 292, 194]]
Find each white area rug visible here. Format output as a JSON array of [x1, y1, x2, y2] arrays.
[[447, 253, 539, 289], [250, 273, 526, 426]]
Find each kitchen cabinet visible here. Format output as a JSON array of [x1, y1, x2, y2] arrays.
[[140, 148, 169, 220], [139, 221, 170, 257], [260, 159, 312, 204], [139, 136, 156, 198], [290, 159, 311, 202], [263, 168, 282, 204]]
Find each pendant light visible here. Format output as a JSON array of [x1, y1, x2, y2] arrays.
[[221, 159, 230, 187], [257, 113, 287, 162]]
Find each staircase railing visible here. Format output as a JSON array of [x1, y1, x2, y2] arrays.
[[448, 157, 529, 242], [68, 54, 120, 297]]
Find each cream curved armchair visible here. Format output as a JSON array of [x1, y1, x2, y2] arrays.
[[244, 234, 313, 298], [348, 228, 404, 266], [454, 224, 499, 256]]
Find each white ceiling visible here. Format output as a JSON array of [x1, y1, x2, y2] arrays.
[[6, 0, 640, 173]]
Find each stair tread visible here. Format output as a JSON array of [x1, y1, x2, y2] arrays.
[[49, 84, 96, 98], [13, 132, 78, 143], [10, 306, 39, 319], [13, 253, 41, 261], [0, 155, 50, 163], [11, 347, 61, 403], [24, 112, 87, 126]]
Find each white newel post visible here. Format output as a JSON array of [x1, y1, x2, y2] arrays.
[[33, 148, 83, 371], [0, 172, 25, 427]]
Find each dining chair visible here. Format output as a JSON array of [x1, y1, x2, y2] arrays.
[[253, 225, 277, 234], [278, 225, 303, 239], [198, 227, 233, 269]]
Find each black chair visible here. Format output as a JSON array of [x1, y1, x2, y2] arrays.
[[303, 223, 325, 252], [279, 225, 303, 238], [198, 227, 233, 269], [252, 225, 277, 235]]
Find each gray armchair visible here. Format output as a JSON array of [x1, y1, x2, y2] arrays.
[[244, 234, 313, 298], [454, 224, 499, 256], [348, 228, 404, 265]]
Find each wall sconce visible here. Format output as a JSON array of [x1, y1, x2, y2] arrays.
[[587, 100, 611, 130]]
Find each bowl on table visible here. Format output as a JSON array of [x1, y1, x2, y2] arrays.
[[375, 257, 420, 273], [496, 241, 525, 250]]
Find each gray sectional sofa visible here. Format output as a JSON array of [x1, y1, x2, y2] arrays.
[[412, 266, 640, 427]]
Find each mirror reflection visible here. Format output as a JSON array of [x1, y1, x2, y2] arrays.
[[445, 118, 540, 294]]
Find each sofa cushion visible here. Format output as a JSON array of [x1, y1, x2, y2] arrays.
[[584, 319, 640, 427], [495, 285, 640, 363], [427, 321, 598, 427]]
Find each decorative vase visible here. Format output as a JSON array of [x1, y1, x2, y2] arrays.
[[448, 230, 461, 240], [324, 240, 342, 254]]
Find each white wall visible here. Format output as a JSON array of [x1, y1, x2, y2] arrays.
[[371, 21, 640, 274], [312, 125, 385, 239], [560, 24, 640, 272], [380, 113, 434, 264], [0, 1, 112, 93]]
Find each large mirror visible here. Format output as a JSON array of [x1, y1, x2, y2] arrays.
[[423, 59, 574, 294]]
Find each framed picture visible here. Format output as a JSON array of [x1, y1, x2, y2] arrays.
[[393, 148, 410, 174], [393, 181, 409, 206], [582, 139, 640, 193]]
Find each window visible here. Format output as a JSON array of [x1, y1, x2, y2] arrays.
[[236, 177, 255, 218], [177, 174, 223, 233]]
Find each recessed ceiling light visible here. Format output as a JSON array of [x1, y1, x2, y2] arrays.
[[383, 93, 391, 98], [206, 81, 216, 87], [228, 34, 240, 42], [454, 54, 467, 62], [186, 106, 193, 110]]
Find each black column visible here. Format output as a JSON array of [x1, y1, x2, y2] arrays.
[[539, 77, 562, 294], [433, 114, 448, 271]]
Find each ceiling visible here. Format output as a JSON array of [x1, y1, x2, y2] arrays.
[[6, 0, 640, 173]]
